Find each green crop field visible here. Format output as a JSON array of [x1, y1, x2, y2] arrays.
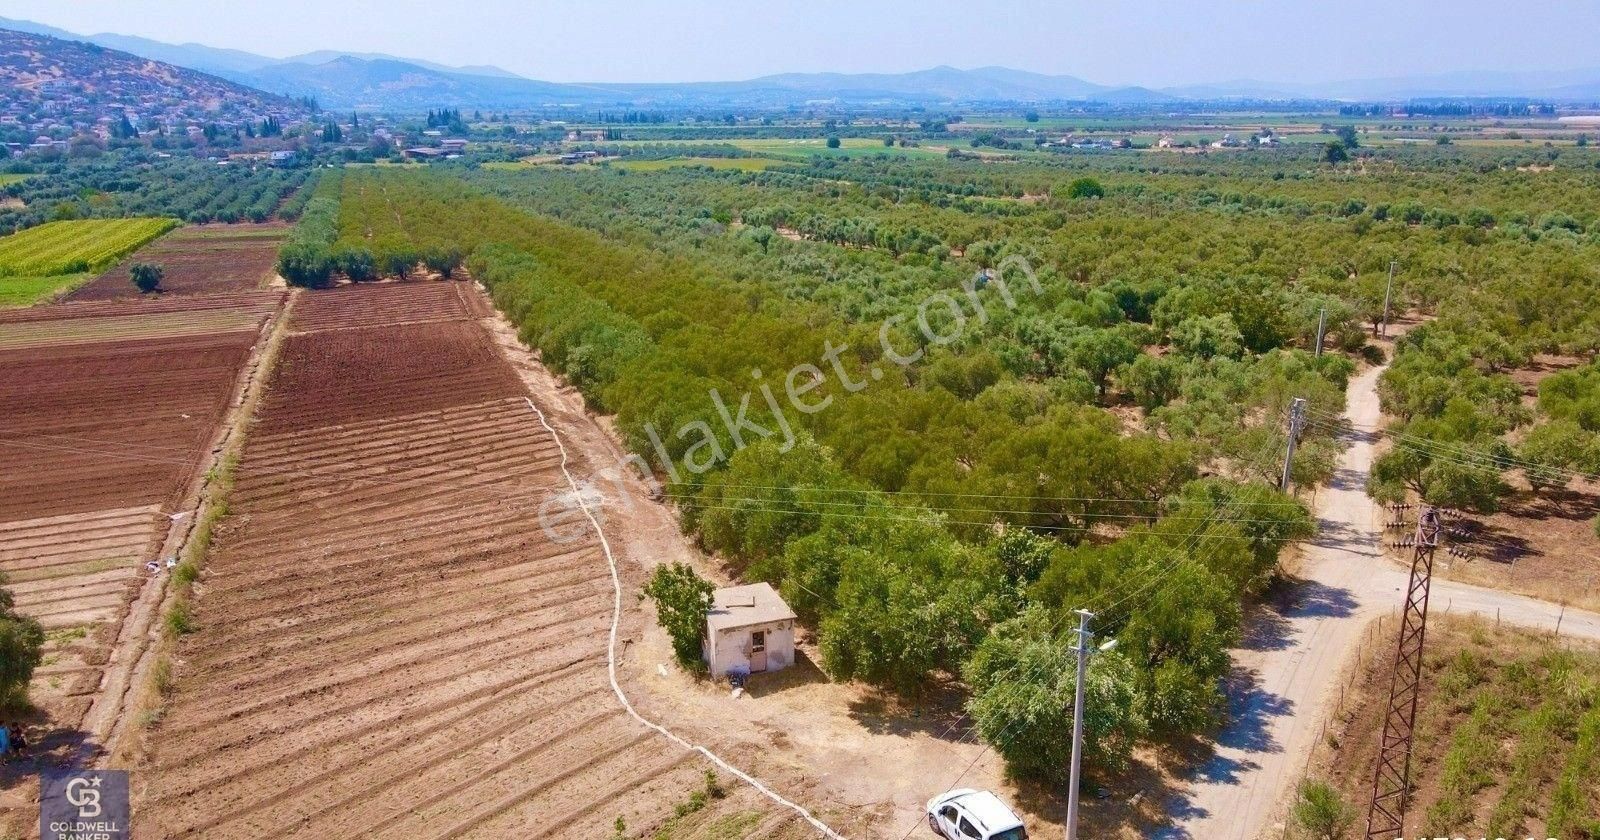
[[0, 217, 177, 277], [0, 173, 36, 187], [610, 156, 785, 172], [0, 273, 89, 308]]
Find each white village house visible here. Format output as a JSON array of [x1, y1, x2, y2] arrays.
[[703, 583, 796, 679]]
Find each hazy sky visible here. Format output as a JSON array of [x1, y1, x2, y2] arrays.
[[10, 0, 1600, 85]]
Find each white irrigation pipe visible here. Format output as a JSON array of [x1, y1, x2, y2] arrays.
[[523, 398, 848, 840]]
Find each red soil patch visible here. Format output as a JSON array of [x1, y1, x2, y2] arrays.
[[289, 281, 474, 332], [0, 330, 258, 521], [68, 223, 288, 302], [0, 290, 282, 325], [257, 320, 523, 434]]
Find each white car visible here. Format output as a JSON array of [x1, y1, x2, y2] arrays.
[[926, 789, 1028, 840]]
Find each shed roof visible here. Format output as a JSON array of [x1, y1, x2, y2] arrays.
[[706, 582, 796, 632]]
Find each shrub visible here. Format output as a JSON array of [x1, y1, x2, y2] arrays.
[[825, 136, 841, 149], [130, 261, 163, 292], [0, 573, 45, 711], [164, 601, 195, 636], [1292, 779, 1356, 840], [1066, 177, 1106, 199]]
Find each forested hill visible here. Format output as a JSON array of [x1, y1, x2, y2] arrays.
[[0, 28, 311, 136]]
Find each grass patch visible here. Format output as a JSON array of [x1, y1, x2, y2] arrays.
[[638, 771, 731, 839], [611, 156, 784, 173], [0, 273, 89, 307], [163, 601, 195, 635], [0, 173, 34, 187], [44, 626, 88, 644]]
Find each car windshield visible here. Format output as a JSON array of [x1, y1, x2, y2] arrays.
[[990, 829, 1027, 840]]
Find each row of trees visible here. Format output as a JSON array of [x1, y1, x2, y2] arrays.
[[324, 168, 1319, 777], [1, 153, 312, 233]]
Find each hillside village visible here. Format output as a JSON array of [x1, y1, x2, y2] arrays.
[[0, 29, 312, 156]]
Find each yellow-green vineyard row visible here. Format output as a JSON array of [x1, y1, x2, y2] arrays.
[[0, 218, 178, 277]]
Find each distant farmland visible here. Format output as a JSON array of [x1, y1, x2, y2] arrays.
[[606, 137, 945, 160], [611, 156, 784, 172]]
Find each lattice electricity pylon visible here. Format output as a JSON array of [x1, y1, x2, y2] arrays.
[[1365, 506, 1442, 839]]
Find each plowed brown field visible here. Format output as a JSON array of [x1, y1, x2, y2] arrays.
[[0, 287, 284, 836], [288, 279, 478, 331], [134, 281, 828, 839], [0, 330, 260, 520], [69, 223, 288, 301]]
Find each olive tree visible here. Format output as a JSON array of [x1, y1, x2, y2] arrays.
[[964, 607, 1145, 780], [129, 262, 164, 293]]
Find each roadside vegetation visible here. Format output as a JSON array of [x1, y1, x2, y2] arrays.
[[1313, 616, 1600, 837]]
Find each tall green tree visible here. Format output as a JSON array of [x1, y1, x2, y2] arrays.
[[643, 563, 716, 670], [965, 607, 1146, 779]]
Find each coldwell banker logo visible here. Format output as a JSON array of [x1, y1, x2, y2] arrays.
[[40, 769, 129, 840]]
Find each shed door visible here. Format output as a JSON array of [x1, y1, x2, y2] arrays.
[[750, 630, 767, 672]]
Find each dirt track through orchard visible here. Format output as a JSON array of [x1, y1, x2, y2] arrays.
[[1159, 365, 1600, 840]]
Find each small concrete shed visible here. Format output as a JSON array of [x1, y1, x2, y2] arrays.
[[703, 583, 796, 679]]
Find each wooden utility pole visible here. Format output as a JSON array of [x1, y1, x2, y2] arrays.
[[1364, 506, 1442, 839]]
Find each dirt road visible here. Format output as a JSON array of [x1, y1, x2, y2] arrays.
[[1159, 365, 1600, 840]]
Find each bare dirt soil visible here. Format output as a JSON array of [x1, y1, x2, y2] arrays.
[[1414, 480, 1600, 613], [68, 223, 288, 301], [288, 279, 477, 331], [132, 281, 863, 839], [0, 331, 259, 520], [0, 290, 282, 326], [0, 292, 283, 836]]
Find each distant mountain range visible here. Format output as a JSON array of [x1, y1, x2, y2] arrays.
[[5, 15, 1600, 111]]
